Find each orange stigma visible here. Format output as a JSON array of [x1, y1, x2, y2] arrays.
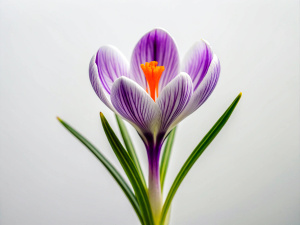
[[140, 61, 164, 101]]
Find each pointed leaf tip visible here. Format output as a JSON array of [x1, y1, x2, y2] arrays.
[[236, 92, 242, 102], [100, 112, 104, 118], [56, 116, 62, 122]]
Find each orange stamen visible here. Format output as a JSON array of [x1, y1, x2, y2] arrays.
[[140, 61, 164, 101]]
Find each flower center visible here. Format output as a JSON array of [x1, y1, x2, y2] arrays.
[[140, 61, 165, 101]]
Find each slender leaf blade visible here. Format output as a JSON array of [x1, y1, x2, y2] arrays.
[[160, 93, 242, 225], [100, 113, 154, 225], [57, 117, 143, 224], [115, 114, 146, 189], [160, 127, 177, 192]]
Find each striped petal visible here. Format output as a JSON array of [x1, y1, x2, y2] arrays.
[[110, 77, 161, 137], [89, 55, 115, 111], [95, 45, 129, 94], [130, 28, 180, 93], [179, 55, 220, 120], [156, 73, 193, 134], [182, 40, 213, 91]]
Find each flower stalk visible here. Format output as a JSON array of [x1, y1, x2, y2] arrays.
[[147, 142, 163, 224]]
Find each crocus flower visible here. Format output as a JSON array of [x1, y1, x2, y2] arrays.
[[89, 28, 220, 222]]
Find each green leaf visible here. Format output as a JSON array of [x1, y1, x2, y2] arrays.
[[115, 114, 146, 189], [160, 127, 177, 193], [57, 117, 143, 224], [100, 113, 154, 225], [159, 93, 242, 225]]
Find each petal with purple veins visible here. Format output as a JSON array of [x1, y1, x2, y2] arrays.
[[89, 55, 115, 111], [130, 28, 180, 93], [95, 45, 129, 94], [179, 55, 220, 120], [156, 73, 193, 134], [110, 77, 161, 137], [182, 40, 214, 91]]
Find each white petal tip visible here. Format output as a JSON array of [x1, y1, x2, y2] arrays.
[[200, 38, 211, 46]]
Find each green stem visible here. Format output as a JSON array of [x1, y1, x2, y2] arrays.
[[148, 161, 162, 224], [147, 140, 163, 224]]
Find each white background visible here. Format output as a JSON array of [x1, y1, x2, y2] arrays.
[[0, 0, 299, 224]]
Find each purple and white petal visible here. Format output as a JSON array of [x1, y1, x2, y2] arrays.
[[179, 55, 220, 120], [182, 40, 213, 91], [156, 73, 193, 134], [95, 45, 129, 94], [89, 55, 115, 111], [110, 77, 161, 135], [130, 28, 180, 93]]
